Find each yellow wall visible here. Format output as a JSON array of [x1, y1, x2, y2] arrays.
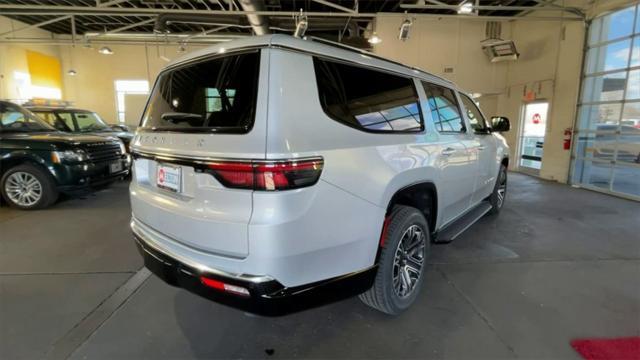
[[26, 50, 62, 89]]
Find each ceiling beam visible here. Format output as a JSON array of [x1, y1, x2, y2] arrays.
[[96, 0, 131, 7], [400, 4, 583, 13], [0, 4, 370, 17], [85, 18, 156, 36], [0, 15, 72, 37], [311, 0, 357, 14]]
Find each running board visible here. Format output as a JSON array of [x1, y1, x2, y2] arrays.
[[435, 202, 493, 243]]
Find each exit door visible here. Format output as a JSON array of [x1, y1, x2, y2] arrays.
[[519, 102, 549, 173]]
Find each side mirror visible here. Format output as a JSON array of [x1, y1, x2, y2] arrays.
[[491, 116, 510, 132]]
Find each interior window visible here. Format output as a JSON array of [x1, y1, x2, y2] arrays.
[[205, 88, 236, 118], [314, 58, 423, 133], [460, 95, 489, 132], [421, 82, 465, 133]]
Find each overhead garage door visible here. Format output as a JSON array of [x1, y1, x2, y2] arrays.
[[572, 4, 640, 200]]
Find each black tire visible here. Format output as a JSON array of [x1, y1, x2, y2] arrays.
[[0, 164, 59, 210], [359, 205, 430, 315], [488, 164, 507, 215]]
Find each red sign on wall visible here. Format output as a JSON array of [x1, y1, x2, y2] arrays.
[[532, 113, 541, 124]]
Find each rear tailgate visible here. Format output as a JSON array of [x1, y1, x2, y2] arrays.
[[130, 49, 267, 258]]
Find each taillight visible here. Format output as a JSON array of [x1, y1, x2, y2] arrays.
[[204, 158, 323, 191]]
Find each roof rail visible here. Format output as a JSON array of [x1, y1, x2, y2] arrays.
[[303, 36, 453, 85]]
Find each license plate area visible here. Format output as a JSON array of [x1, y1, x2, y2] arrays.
[[156, 163, 182, 193], [110, 160, 123, 174]]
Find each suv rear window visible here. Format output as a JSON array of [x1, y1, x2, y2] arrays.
[[313, 58, 423, 133], [140, 51, 260, 133]]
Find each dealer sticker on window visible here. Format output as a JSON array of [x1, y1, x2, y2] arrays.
[[156, 164, 181, 193]]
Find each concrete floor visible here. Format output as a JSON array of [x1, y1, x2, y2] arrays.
[[1, 173, 639, 359]]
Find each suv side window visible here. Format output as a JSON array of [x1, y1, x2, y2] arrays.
[[421, 82, 465, 133], [313, 58, 423, 133], [460, 94, 489, 133]]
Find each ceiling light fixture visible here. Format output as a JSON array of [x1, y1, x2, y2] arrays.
[[368, 33, 382, 45], [98, 46, 114, 55], [458, 2, 474, 14], [398, 18, 413, 41], [293, 11, 309, 38], [67, 69, 77, 76]]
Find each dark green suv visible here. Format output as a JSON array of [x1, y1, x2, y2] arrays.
[[0, 101, 130, 210], [26, 106, 134, 152]]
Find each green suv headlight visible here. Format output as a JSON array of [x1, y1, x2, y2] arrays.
[[117, 140, 126, 155], [52, 149, 88, 163]]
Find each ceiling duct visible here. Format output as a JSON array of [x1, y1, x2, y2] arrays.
[[481, 21, 519, 63], [237, 0, 270, 35]]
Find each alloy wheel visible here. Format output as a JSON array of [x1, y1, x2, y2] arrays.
[[392, 225, 426, 298], [5, 172, 43, 207]]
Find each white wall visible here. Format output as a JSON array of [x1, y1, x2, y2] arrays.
[[497, 20, 585, 182], [374, 15, 510, 96], [60, 44, 164, 124], [60, 43, 206, 124]]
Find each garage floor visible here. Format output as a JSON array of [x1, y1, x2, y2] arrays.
[[1, 173, 639, 359]]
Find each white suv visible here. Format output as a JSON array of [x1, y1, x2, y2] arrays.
[[130, 35, 510, 315]]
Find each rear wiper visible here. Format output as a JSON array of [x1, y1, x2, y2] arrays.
[[161, 112, 203, 124]]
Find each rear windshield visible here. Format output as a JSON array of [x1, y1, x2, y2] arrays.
[[140, 51, 260, 133]]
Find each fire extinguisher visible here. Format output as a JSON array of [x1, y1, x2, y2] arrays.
[[563, 128, 572, 150]]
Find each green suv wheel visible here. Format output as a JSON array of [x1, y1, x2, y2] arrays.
[[1, 164, 59, 210]]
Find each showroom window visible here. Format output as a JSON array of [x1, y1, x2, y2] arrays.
[[114, 80, 149, 123], [313, 58, 423, 133], [572, 4, 640, 199]]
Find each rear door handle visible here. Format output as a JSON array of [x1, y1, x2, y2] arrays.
[[441, 147, 456, 156]]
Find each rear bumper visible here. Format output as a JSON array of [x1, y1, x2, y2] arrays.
[[134, 231, 377, 316]]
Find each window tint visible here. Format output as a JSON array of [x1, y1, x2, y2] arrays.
[[141, 51, 260, 132], [313, 58, 423, 132], [421, 82, 465, 132], [460, 95, 488, 132]]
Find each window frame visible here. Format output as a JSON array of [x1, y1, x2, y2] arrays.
[[459, 93, 491, 134], [420, 81, 467, 134], [313, 56, 426, 135]]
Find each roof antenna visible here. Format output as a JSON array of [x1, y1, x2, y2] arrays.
[[293, 9, 308, 38]]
